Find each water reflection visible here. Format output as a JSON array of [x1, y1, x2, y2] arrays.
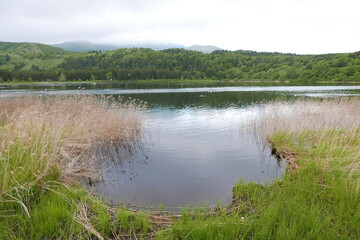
[[94, 107, 284, 208]]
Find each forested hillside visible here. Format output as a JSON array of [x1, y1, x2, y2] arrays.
[[0, 42, 66, 54], [0, 42, 359, 82]]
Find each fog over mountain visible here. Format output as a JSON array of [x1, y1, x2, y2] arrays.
[[53, 41, 222, 53], [2, 0, 359, 54], [186, 45, 222, 54]]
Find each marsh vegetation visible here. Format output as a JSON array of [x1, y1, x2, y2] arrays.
[[0, 95, 148, 238], [0, 87, 359, 239], [158, 98, 360, 239]]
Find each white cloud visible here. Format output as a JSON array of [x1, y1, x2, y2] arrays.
[[0, 0, 359, 54]]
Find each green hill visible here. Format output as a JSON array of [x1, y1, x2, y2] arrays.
[[0, 42, 67, 54], [0, 41, 359, 83], [0, 42, 71, 72]]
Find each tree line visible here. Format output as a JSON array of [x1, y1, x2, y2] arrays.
[[0, 48, 359, 82]]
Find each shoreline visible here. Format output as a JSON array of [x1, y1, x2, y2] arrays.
[[0, 79, 359, 86], [0, 97, 359, 239]]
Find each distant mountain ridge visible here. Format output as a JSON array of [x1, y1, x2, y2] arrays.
[[53, 41, 118, 52], [53, 41, 186, 52], [53, 41, 222, 53], [185, 45, 222, 53], [0, 41, 223, 56]]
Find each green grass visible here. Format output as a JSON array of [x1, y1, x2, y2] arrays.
[[0, 183, 151, 239], [0, 122, 88, 239], [0, 187, 86, 239], [158, 129, 360, 239], [0, 126, 60, 205], [116, 208, 151, 234]]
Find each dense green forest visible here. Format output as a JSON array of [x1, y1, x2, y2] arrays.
[[0, 41, 359, 82]]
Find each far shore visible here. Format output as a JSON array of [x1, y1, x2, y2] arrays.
[[0, 79, 359, 86]]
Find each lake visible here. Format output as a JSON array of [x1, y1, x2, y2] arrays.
[[1, 82, 360, 209]]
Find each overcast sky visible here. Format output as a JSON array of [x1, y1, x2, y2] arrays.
[[0, 0, 359, 54]]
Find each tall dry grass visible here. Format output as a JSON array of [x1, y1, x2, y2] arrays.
[[0, 95, 144, 196], [252, 98, 360, 140], [0, 95, 152, 239], [250, 97, 360, 176]]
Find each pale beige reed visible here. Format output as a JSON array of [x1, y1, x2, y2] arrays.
[[252, 98, 360, 139], [0, 95, 144, 183]]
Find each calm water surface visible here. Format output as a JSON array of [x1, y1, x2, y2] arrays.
[[2, 83, 359, 208]]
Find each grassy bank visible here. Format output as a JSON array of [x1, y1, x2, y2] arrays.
[[158, 128, 359, 239], [0, 97, 359, 239], [0, 95, 152, 239], [157, 98, 360, 239]]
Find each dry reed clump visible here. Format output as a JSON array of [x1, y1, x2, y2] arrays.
[[0, 95, 145, 185], [252, 98, 360, 140], [251, 97, 360, 171]]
